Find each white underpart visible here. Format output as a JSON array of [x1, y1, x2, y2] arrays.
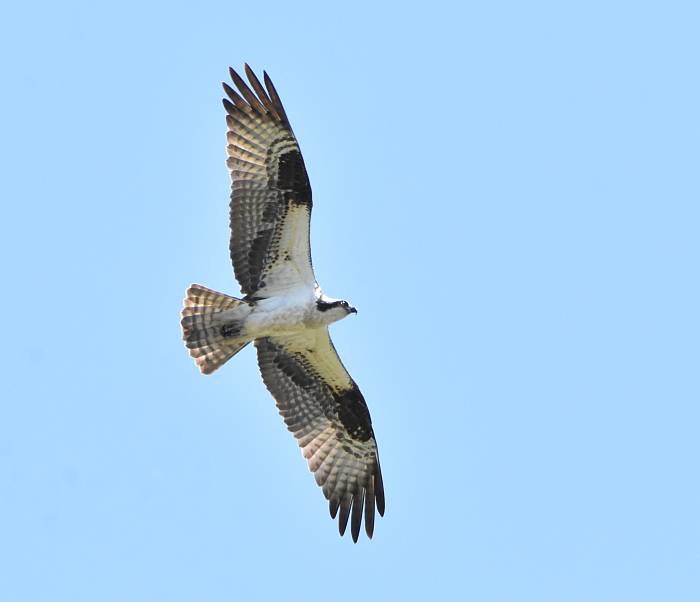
[[244, 286, 348, 340], [262, 203, 316, 295]]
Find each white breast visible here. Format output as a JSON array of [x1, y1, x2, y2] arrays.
[[245, 287, 317, 338]]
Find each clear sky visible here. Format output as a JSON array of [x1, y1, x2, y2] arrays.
[[1, 1, 698, 600]]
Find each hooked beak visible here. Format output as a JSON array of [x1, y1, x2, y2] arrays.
[[349, 306, 358, 314]]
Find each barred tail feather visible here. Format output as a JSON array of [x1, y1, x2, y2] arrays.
[[181, 284, 253, 374]]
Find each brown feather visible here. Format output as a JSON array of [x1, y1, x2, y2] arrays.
[[263, 71, 290, 127], [364, 474, 376, 538], [222, 85, 250, 112], [375, 462, 386, 516], [229, 67, 266, 114], [244, 63, 277, 117], [351, 489, 364, 543], [329, 497, 340, 519], [338, 496, 351, 536]]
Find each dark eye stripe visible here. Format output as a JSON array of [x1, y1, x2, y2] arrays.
[[316, 300, 342, 312]]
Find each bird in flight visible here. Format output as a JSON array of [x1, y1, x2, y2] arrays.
[[180, 65, 384, 542]]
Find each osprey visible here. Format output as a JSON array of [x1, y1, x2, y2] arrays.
[[181, 65, 384, 542]]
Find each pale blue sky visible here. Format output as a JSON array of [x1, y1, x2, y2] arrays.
[[1, 1, 699, 600]]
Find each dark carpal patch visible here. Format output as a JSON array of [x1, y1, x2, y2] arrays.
[[275, 149, 311, 201], [334, 384, 373, 442]]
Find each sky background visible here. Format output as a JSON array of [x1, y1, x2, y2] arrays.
[[1, 1, 699, 600]]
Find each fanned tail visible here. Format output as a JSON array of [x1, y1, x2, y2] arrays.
[[180, 284, 253, 374]]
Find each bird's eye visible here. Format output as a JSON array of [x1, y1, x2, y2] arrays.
[[341, 301, 348, 307]]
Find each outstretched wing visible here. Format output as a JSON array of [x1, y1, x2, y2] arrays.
[[223, 65, 315, 297], [255, 329, 385, 542]]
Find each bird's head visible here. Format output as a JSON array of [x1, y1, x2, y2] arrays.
[[316, 296, 357, 323], [340, 300, 358, 315]]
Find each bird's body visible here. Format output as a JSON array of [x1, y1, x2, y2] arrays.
[[181, 65, 384, 542], [212, 287, 352, 340], [245, 289, 319, 337]]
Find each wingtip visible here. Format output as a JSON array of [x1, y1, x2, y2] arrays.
[[329, 498, 339, 519], [350, 490, 363, 543], [338, 498, 351, 537], [375, 462, 386, 516], [261, 70, 290, 127], [222, 82, 235, 101], [263, 71, 274, 92]]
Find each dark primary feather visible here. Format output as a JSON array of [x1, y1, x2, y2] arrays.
[[223, 66, 314, 296], [255, 330, 384, 542], [222, 84, 248, 111], [243, 64, 276, 116], [351, 489, 364, 542], [229, 67, 266, 114], [263, 70, 291, 127]]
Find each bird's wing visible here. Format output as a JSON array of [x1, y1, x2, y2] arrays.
[[223, 65, 315, 297], [255, 329, 384, 542]]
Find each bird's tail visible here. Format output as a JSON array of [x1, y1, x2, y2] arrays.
[[180, 284, 254, 374]]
